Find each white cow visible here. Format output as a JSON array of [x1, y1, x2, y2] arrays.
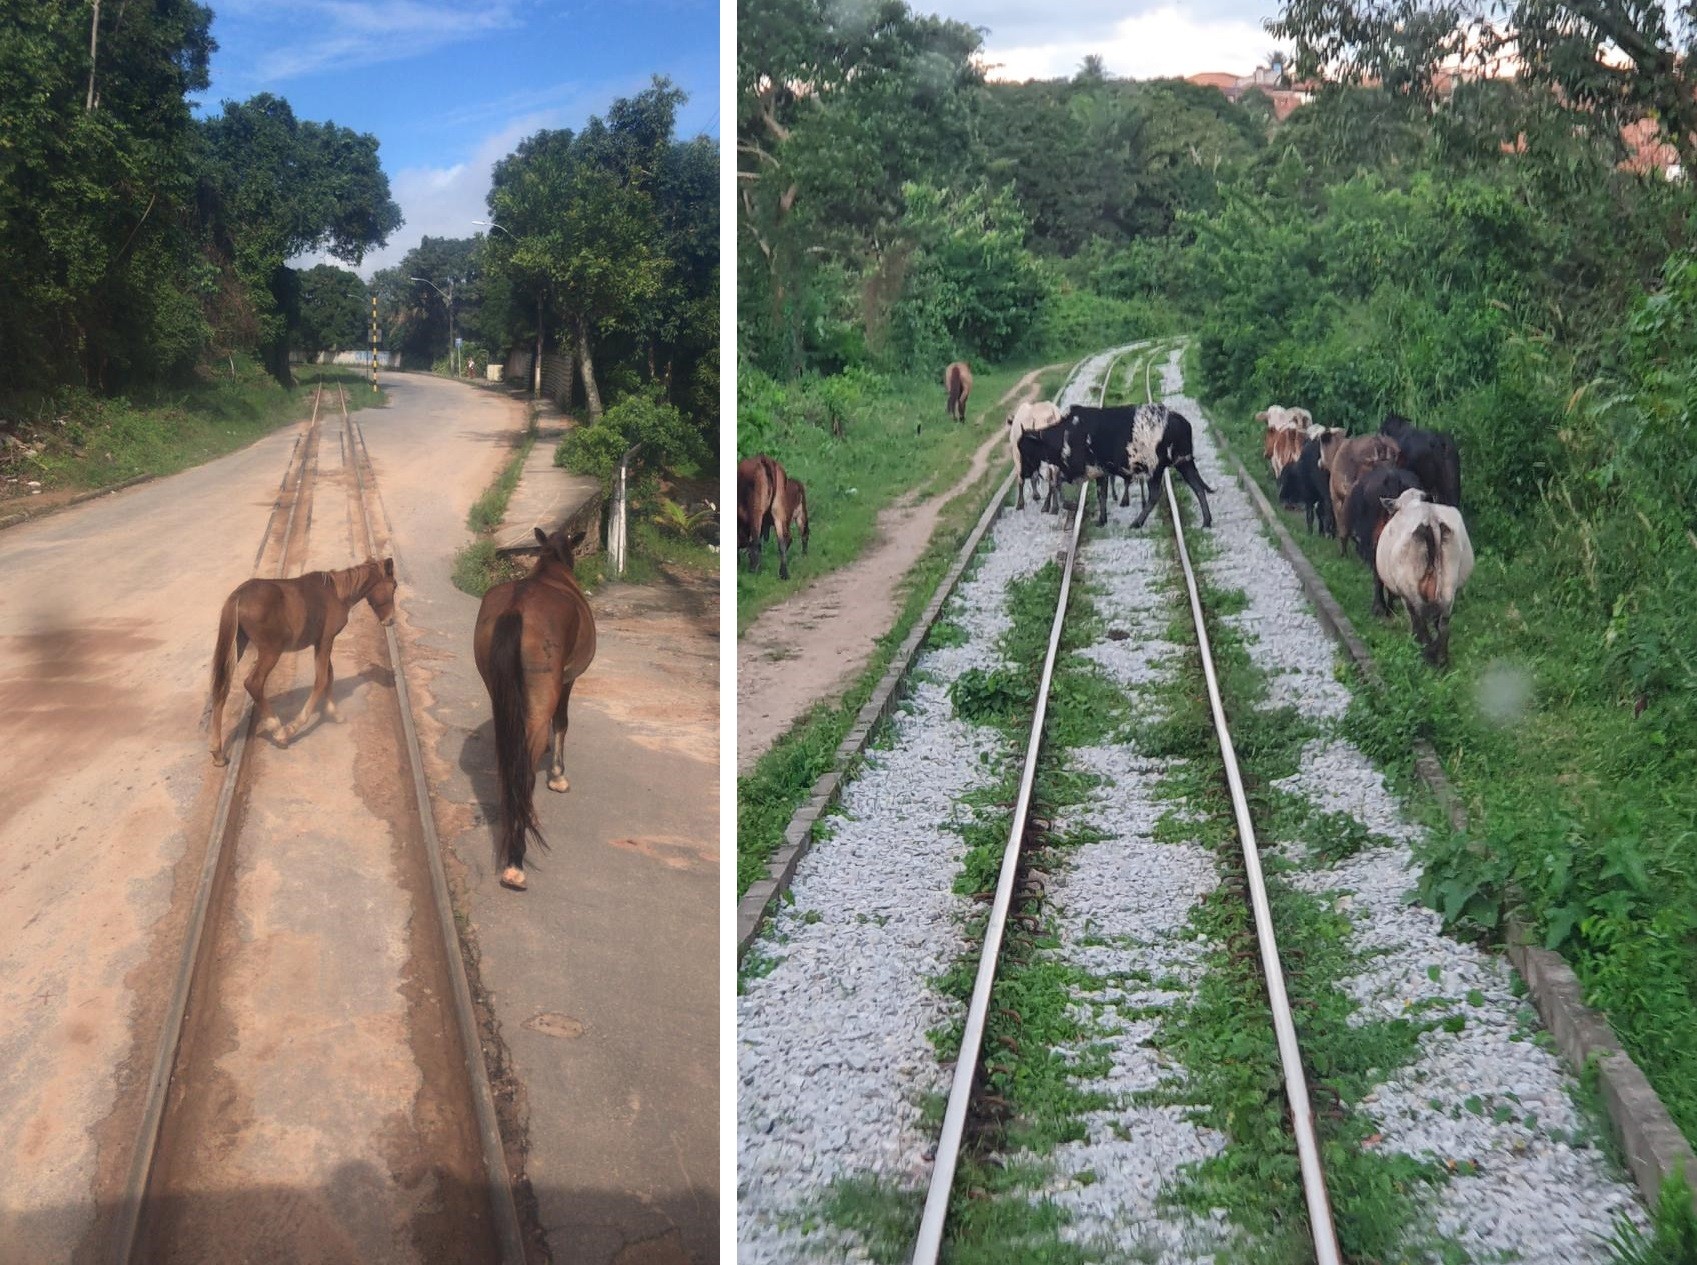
[[1006, 400, 1063, 510], [1374, 487, 1475, 667]]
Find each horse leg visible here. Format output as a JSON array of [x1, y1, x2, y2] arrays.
[[547, 681, 575, 793], [284, 643, 334, 742], [245, 645, 284, 737]]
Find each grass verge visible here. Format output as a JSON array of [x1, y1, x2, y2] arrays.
[[451, 407, 539, 598], [0, 359, 383, 516], [736, 357, 1078, 634]]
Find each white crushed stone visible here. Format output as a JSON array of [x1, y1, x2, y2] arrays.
[[1169, 346, 1646, 1259], [735, 345, 1135, 1261]]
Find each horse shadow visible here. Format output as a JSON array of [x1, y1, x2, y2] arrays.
[[456, 717, 519, 879], [211, 661, 396, 761]]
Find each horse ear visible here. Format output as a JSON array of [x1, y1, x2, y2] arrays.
[[566, 530, 587, 553], [534, 527, 548, 548], [382, 557, 395, 577]]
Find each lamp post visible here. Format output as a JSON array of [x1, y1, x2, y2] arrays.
[[410, 275, 458, 377], [474, 219, 543, 400]]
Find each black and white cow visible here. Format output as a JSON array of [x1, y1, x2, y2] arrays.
[[1016, 402, 1214, 528]]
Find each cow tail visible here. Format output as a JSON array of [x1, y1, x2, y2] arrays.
[[1415, 521, 1441, 605]]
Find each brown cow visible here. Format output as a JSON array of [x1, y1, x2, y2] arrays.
[[1267, 426, 1307, 486], [738, 453, 791, 580], [1319, 432, 1401, 554], [944, 361, 973, 424]]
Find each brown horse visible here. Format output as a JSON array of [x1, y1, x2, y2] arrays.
[[769, 476, 809, 557], [944, 361, 974, 423], [473, 526, 597, 891], [208, 558, 398, 765], [737, 454, 791, 579]]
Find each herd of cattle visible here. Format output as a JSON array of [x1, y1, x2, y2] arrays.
[[1004, 396, 1474, 667], [738, 358, 1474, 668]]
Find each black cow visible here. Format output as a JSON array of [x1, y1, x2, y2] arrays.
[[1017, 403, 1214, 528], [1380, 413, 1461, 509], [1278, 436, 1334, 536]]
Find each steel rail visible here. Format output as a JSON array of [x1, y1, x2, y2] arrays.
[[1159, 402, 1343, 1265], [911, 344, 1140, 1265], [111, 383, 324, 1264], [340, 387, 529, 1264]]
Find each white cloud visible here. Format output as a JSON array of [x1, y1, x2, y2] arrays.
[[980, 4, 1286, 82], [214, 0, 523, 89]]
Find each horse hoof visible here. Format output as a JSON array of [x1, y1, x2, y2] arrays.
[[500, 867, 527, 891], [548, 776, 570, 793], [211, 752, 228, 768], [325, 702, 341, 722], [260, 716, 282, 735]]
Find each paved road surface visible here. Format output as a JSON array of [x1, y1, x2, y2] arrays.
[[362, 375, 721, 1264]]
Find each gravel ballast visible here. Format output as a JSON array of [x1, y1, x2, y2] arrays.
[[1169, 348, 1646, 1258], [736, 348, 1136, 1260]]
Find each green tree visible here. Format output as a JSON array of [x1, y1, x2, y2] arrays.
[[293, 265, 369, 358], [199, 94, 402, 383]]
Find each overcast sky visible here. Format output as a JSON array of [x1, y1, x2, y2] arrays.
[[194, 0, 718, 278], [940, 0, 1291, 83]]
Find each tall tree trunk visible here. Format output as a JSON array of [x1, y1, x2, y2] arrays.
[[86, 0, 101, 110], [575, 316, 602, 422]]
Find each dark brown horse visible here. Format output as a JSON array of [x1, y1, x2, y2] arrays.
[[944, 361, 974, 423], [208, 558, 398, 765], [473, 526, 597, 891], [737, 454, 791, 579]]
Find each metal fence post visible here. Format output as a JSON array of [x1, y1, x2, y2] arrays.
[[613, 443, 641, 576]]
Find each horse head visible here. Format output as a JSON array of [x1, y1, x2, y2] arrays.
[[533, 526, 588, 572], [366, 557, 397, 625]]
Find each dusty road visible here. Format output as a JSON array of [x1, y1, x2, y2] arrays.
[[362, 377, 721, 1264], [0, 409, 310, 1261]]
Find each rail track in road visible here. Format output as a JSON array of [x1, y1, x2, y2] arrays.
[[739, 341, 1645, 1263], [112, 382, 526, 1265]]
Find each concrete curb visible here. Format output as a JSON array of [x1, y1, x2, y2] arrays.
[[1205, 412, 1697, 1211], [0, 471, 156, 531], [736, 469, 1016, 962]]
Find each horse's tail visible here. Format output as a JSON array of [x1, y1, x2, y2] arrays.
[[488, 609, 545, 869], [207, 591, 241, 728]]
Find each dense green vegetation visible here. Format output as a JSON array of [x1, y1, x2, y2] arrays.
[[739, 0, 1697, 1238]]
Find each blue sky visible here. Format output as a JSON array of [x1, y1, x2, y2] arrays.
[[192, 0, 720, 276]]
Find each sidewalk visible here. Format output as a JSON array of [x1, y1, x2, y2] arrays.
[[493, 413, 603, 553]]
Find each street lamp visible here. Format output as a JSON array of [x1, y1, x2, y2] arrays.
[[474, 219, 544, 400], [410, 275, 458, 377]]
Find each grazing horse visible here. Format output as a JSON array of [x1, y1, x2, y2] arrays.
[[473, 526, 597, 891], [208, 557, 398, 765], [944, 361, 973, 426], [767, 476, 809, 557], [738, 454, 791, 579]]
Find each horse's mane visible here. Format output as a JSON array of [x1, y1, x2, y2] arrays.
[[326, 559, 382, 602]]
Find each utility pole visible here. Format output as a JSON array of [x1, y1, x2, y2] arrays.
[[370, 293, 379, 392]]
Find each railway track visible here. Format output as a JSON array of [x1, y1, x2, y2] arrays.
[[111, 382, 525, 1264], [738, 343, 1645, 1262]]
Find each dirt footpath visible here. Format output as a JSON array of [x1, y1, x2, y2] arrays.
[[361, 377, 720, 1264], [736, 366, 1056, 772]]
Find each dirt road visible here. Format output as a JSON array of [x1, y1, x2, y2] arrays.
[[736, 366, 1057, 772]]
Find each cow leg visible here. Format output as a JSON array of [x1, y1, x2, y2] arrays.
[[1095, 475, 1109, 526], [1178, 461, 1213, 528], [1015, 471, 1025, 511], [1119, 476, 1131, 508], [776, 532, 791, 581], [745, 540, 761, 574], [243, 644, 285, 737], [1371, 573, 1390, 619], [1131, 462, 1169, 528], [547, 680, 575, 793]]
